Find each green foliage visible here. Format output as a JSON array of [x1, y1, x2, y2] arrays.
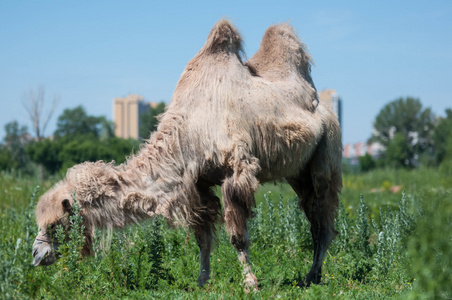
[[356, 195, 371, 256], [370, 97, 435, 168], [54, 105, 114, 140], [0, 185, 44, 299], [359, 153, 376, 172], [1, 169, 451, 298], [0, 121, 33, 174], [250, 192, 311, 252], [25, 105, 139, 175], [57, 136, 139, 172], [27, 135, 139, 175], [139, 102, 166, 139], [405, 189, 452, 299], [0, 144, 14, 171], [121, 217, 173, 290], [432, 108, 452, 166], [438, 127, 452, 175], [26, 138, 63, 174], [382, 132, 410, 169]]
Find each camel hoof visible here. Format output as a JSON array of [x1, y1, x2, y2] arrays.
[[197, 275, 210, 288], [297, 275, 323, 288], [244, 273, 259, 293]]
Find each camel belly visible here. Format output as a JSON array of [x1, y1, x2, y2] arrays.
[[250, 114, 323, 182]]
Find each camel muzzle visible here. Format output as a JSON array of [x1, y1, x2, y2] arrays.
[[32, 234, 56, 266]]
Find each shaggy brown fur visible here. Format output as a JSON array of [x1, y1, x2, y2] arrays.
[[33, 19, 342, 290]]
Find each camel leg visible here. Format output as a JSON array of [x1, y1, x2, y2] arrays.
[[194, 224, 213, 287], [288, 166, 340, 286], [193, 186, 221, 287], [222, 176, 259, 292]]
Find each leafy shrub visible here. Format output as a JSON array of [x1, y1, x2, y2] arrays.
[[2, 170, 450, 298], [406, 189, 452, 299], [359, 153, 377, 172], [54, 193, 86, 286]]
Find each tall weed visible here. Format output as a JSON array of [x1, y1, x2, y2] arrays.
[[406, 189, 452, 299], [1, 169, 450, 298]]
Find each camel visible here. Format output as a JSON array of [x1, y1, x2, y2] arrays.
[[32, 19, 342, 290]]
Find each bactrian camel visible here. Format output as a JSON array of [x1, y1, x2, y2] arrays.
[[33, 19, 342, 290]]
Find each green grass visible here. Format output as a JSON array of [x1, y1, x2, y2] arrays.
[[1, 168, 451, 299]]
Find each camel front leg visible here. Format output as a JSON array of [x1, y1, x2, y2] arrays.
[[222, 177, 259, 291], [221, 153, 260, 291], [193, 184, 221, 287], [194, 225, 212, 287], [232, 231, 258, 292]]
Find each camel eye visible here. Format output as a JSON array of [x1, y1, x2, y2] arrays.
[[48, 223, 56, 232]]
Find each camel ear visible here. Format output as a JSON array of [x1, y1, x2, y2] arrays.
[[62, 199, 72, 212]]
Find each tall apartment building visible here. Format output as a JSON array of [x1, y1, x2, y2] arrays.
[[113, 94, 151, 139], [318, 89, 342, 129]]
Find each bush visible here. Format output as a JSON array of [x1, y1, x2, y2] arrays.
[[1, 169, 450, 298], [359, 153, 377, 172], [406, 190, 452, 299]]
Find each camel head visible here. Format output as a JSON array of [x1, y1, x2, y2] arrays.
[[32, 180, 91, 266], [33, 161, 121, 266]]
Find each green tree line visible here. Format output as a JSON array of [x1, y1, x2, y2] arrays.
[[0, 102, 165, 177], [359, 96, 452, 173]]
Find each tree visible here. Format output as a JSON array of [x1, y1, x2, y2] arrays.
[[139, 102, 166, 139], [26, 138, 63, 174], [438, 131, 452, 174], [1, 121, 31, 172], [27, 106, 138, 175], [358, 153, 376, 172], [22, 86, 59, 140], [27, 136, 139, 175], [0, 145, 14, 171], [57, 136, 139, 172], [381, 133, 410, 168], [370, 97, 434, 168], [54, 105, 114, 139], [432, 109, 452, 166]]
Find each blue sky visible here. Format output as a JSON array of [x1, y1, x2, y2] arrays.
[[1, 0, 451, 144]]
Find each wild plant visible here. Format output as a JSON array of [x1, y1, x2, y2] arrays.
[[54, 192, 86, 285], [4, 170, 449, 298], [335, 195, 374, 282], [396, 191, 414, 235], [250, 192, 311, 250], [0, 185, 40, 299], [373, 207, 398, 274], [122, 217, 171, 290], [264, 192, 276, 244], [355, 194, 371, 257], [334, 200, 351, 251], [406, 189, 452, 299]]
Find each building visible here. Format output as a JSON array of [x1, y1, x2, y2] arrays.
[[113, 94, 151, 139], [318, 89, 342, 129], [343, 142, 385, 164], [343, 142, 385, 159]]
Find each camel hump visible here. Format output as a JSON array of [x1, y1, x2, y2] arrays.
[[246, 22, 313, 78], [260, 23, 309, 59], [203, 19, 243, 56]]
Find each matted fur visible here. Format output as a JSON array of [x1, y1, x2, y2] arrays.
[[35, 19, 342, 288]]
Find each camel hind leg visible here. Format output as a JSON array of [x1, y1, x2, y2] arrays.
[[287, 134, 342, 286]]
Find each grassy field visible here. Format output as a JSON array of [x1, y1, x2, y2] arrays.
[[1, 168, 451, 299]]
